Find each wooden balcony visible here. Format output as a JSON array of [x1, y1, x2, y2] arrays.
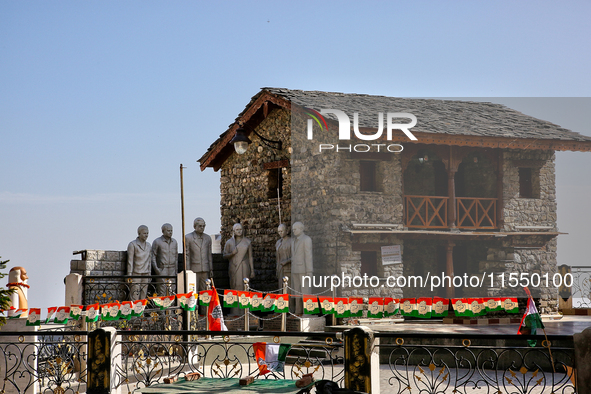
[[456, 197, 497, 229], [404, 195, 498, 230], [405, 195, 448, 229]]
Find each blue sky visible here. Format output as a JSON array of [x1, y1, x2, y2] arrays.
[[1, 1, 590, 311]]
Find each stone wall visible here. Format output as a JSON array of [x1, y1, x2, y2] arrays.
[[219, 108, 292, 292], [502, 149, 556, 230]]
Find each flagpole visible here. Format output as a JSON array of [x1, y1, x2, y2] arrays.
[[524, 287, 556, 374]]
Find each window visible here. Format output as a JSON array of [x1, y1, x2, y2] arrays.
[[519, 168, 533, 198], [360, 161, 377, 192], [267, 168, 283, 199], [360, 251, 378, 277]]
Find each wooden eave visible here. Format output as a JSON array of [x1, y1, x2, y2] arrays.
[[199, 91, 291, 171]]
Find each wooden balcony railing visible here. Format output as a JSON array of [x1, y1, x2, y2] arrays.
[[405, 195, 448, 228], [404, 195, 498, 230], [456, 197, 497, 229]]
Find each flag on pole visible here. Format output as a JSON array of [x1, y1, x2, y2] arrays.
[[131, 299, 147, 317], [253, 342, 292, 375], [208, 287, 227, 331], [177, 293, 197, 311], [502, 297, 519, 313], [367, 298, 384, 318], [261, 294, 277, 312], [349, 297, 364, 318], [238, 291, 251, 309], [334, 297, 350, 318], [431, 297, 449, 318], [46, 307, 57, 323], [199, 290, 213, 306], [417, 298, 432, 319], [250, 292, 263, 311], [400, 298, 418, 317], [303, 295, 320, 314], [518, 295, 544, 347], [275, 294, 289, 313], [55, 307, 70, 324], [223, 290, 239, 308], [152, 296, 175, 310], [26, 308, 41, 326], [86, 303, 100, 323]]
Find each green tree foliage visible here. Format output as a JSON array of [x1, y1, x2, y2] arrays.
[[0, 257, 15, 326]]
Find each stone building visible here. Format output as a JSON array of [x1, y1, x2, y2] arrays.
[[199, 88, 591, 311]]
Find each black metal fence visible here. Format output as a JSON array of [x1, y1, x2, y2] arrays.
[[83, 275, 177, 306], [0, 328, 578, 393], [376, 332, 576, 394]]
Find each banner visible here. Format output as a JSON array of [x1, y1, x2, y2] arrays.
[[367, 297, 383, 318], [261, 294, 277, 312], [237, 291, 251, 309], [319, 296, 334, 314], [417, 298, 432, 319], [223, 290, 239, 308], [26, 308, 41, 326], [275, 294, 289, 313], [431, 297, 449, 318], [199, 290, 213, 306], [384, 298, 399, 317], [250, 292, 263, 311], [334, 297, 350, 318], [303, 295, 320, 315], [348, 297, 364, 318], [400, 298, 417, 317]]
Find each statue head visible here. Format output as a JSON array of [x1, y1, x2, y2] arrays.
[[9, 266, 28, 284], [233, 223, 243, 237], [161, 223, 173, 239], [278, 223, 288, 238], [292, 222, 305, 237], [193, 218, 206, 235], [137, 225, 149, 242]]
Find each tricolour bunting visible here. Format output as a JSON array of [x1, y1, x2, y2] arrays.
[[319, 297, 334, 314], [383, 298, 399, 317], [275, 294, 289, 313], [431, 297, 449, 318], [152, 296, 176, 310], [367, 298, 384, 318], [223, 290, 239, 308], [334, 297, 350, 318], [303, 295, 320, 315], [502, 297, 519, 313], [349, 297, 364, 318], [400, 298, 418, 317], [26, 308, 41, 326], [199, 290, 213, 306], [177, 293, 197, 311], [416, 298, 432, 319], [237, 291, 251, 309]]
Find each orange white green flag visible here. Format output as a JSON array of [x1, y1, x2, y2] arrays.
[[253, 342, 292, 375], [86, 303, 100, 323], [208, 287, 227, 331], [26, 308, 41, 326]]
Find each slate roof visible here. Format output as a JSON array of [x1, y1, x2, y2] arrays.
[[199, 88, 591, 168], [262, 88, 591, 142]]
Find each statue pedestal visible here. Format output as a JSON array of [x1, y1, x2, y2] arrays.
[[0, 319, 39, 394]]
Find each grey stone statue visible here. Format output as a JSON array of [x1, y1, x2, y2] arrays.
[[127, 225, 152, 300], [291, 221, 313, 314], [151, 223, 178, 296], [223, 223, 254, 315], [276, 224, 292, 290], [185, 217, 212, 312]]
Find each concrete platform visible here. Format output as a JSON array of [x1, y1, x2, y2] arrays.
[[326, 315, 591, 336]]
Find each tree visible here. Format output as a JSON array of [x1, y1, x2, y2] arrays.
[[0, 257, 15, 326]]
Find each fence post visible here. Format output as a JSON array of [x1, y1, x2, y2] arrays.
[[344, 326, 380, 394], [244, 278, 250, 331], [282, 276, 288, 332], [88, 327, 120, 394]]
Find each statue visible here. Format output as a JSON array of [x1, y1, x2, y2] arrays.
[[127, 225, 151, 300], [291, 222, 313, 314], [185, 217, 212, 313], [151, 223, 178, 296], [275, 224, 292, 290], [7, 266, 29, 318], [223, 223, 254, 315]]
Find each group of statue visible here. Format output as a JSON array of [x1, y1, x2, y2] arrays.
[[127, 218, 212, 300], [126, 218, 313, 314]]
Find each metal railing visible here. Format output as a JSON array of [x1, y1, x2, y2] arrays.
[[376, 332, 575, 394], [114, 330, 344, 393], [568, 266, 591, 308], [83, 275, 177, 305], [0, 330, 88, 394]]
